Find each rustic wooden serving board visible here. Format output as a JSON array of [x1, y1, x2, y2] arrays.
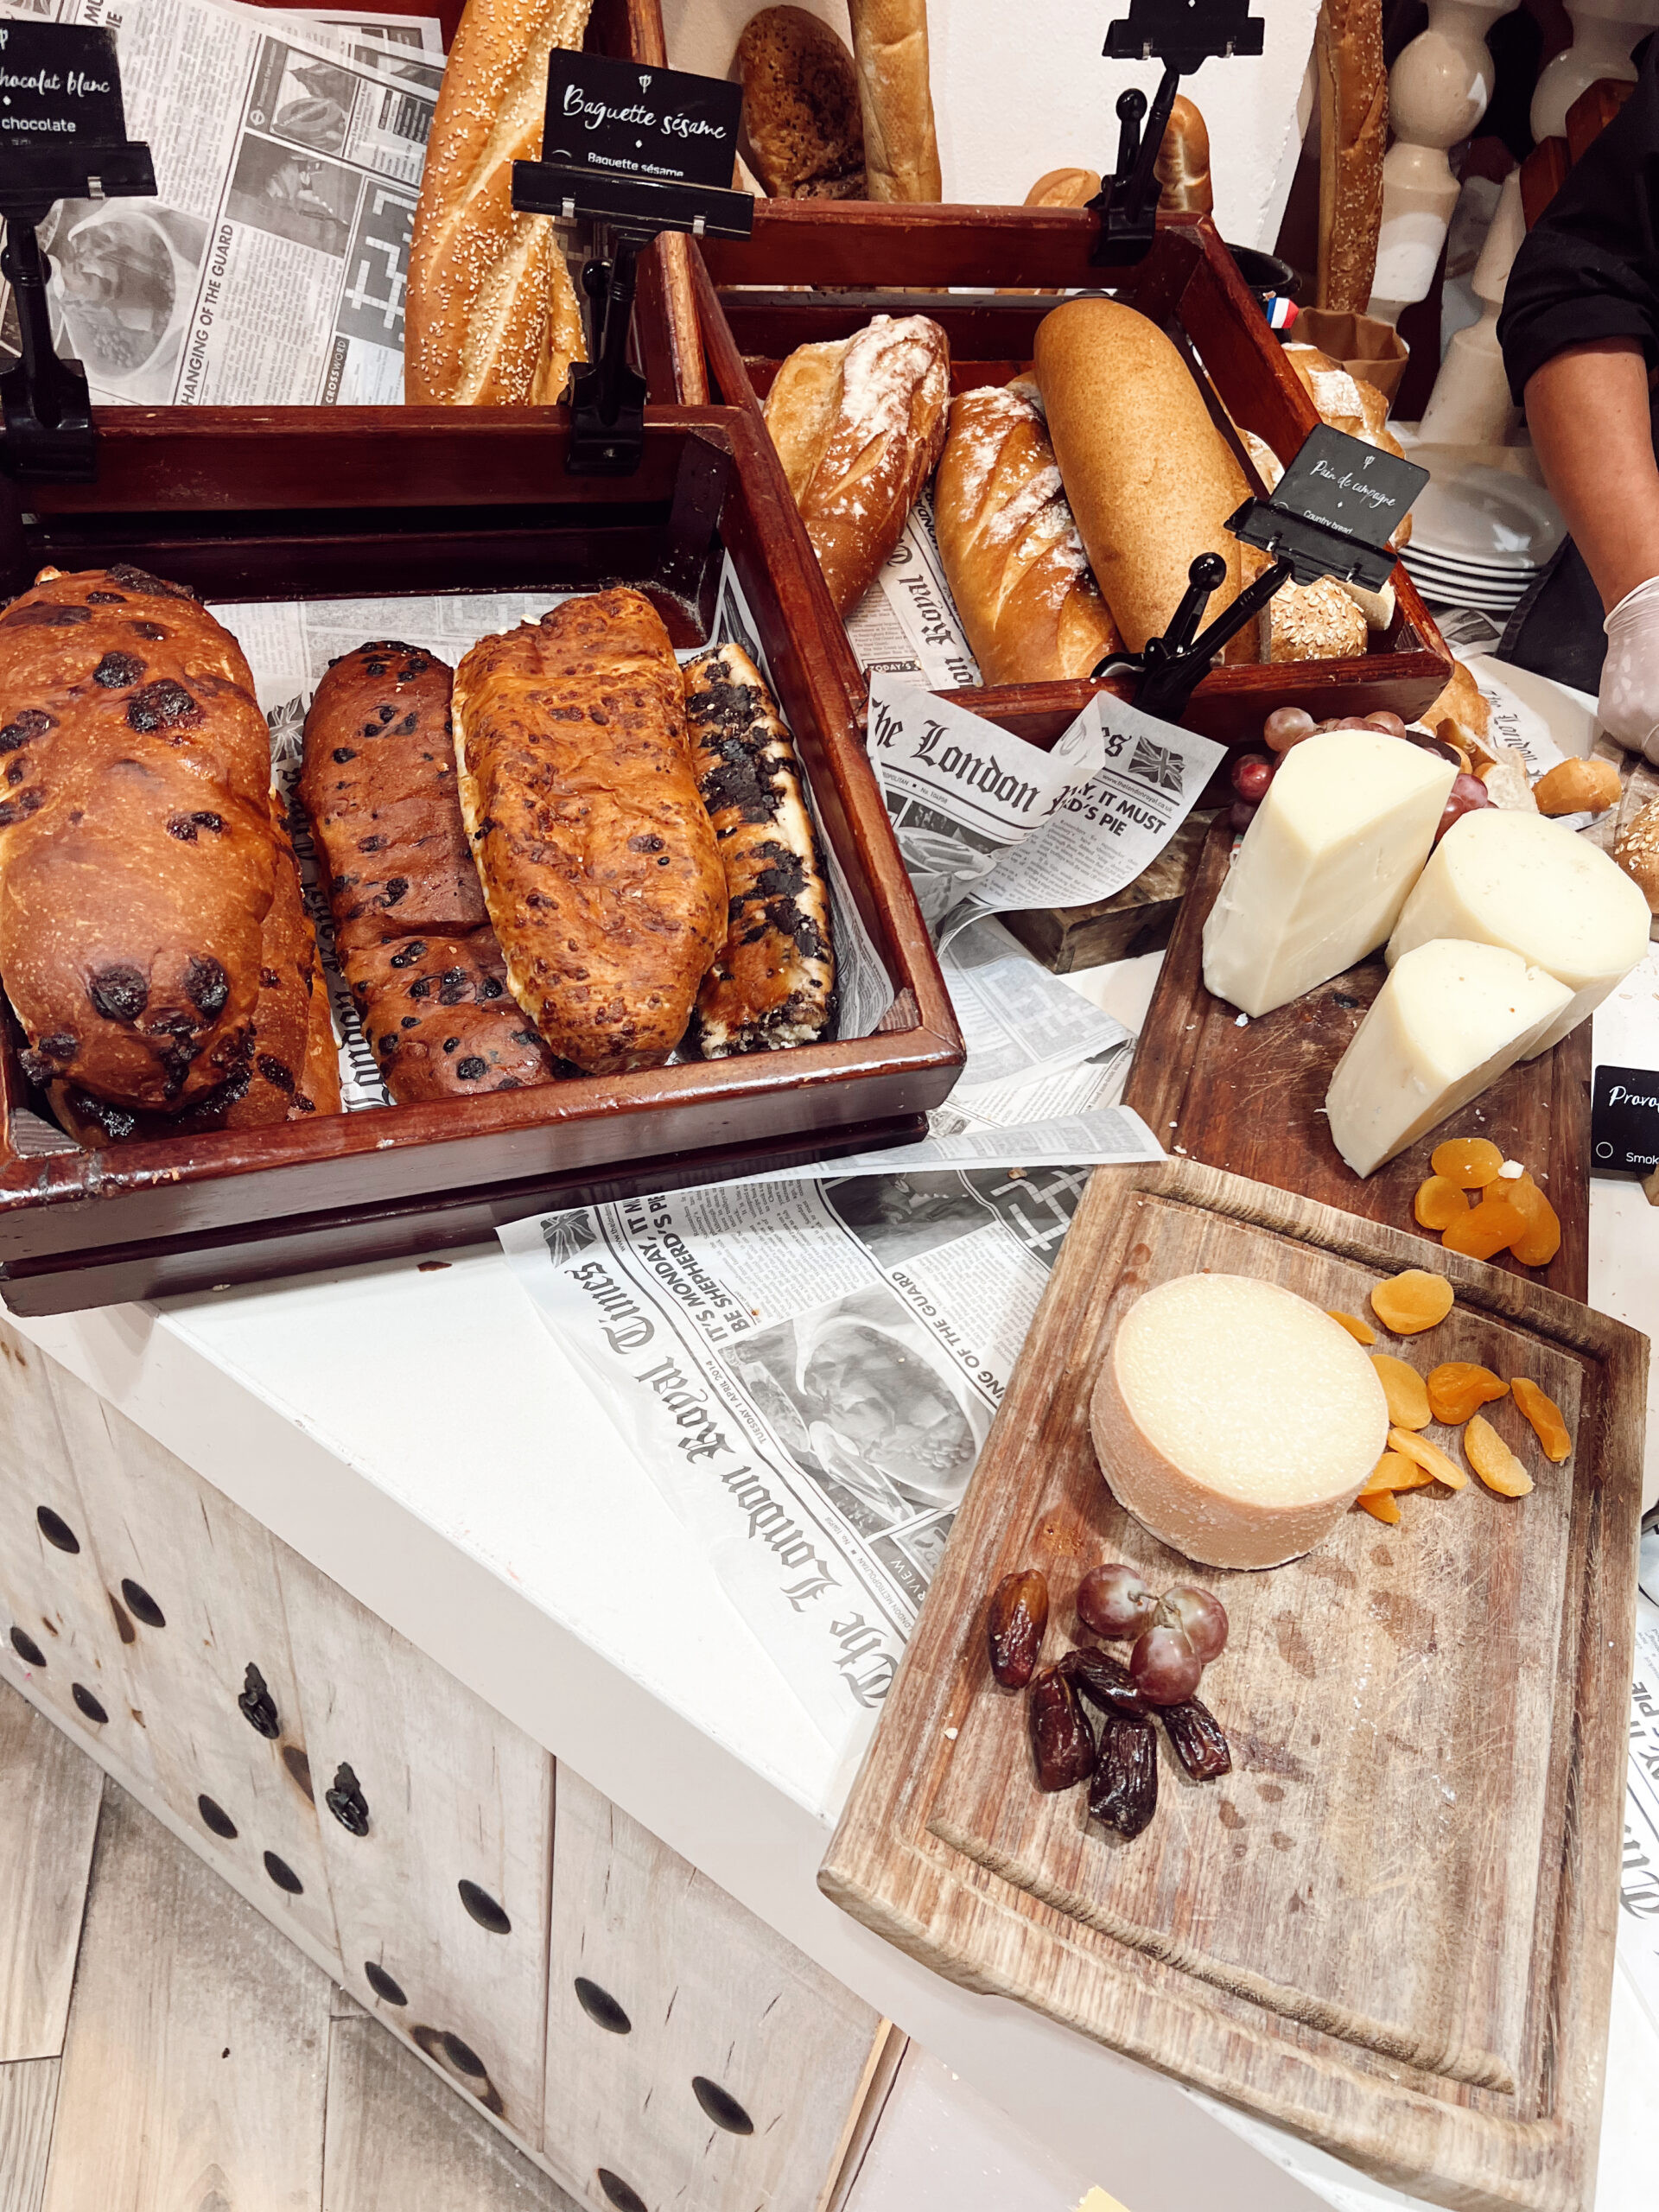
[[820, 1160, 1643, 2211], [1123, 819, 1593, 1300]]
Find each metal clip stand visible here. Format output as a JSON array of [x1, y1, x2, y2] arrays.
[[566, 232, 652, 478], [1093, 551, 1293, 722]]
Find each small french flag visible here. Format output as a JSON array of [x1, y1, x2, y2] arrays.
[[1266, 296, 1299, 334]]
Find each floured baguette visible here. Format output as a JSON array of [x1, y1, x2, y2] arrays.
[[683, 644, 835, 1056], [406, 0, 593, 404], [935, 380, 1120, 683], [764, 314, 950, 615]]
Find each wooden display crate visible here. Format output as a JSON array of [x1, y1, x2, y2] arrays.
[[696, 207, 1454, 750], [0, 406, 961, 1314]]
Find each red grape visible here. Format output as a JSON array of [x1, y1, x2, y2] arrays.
[[1157, 1586, 1229, 1664], [1434, 772, 1492, 844], [1229, 798, 1258, 832], [1362, 710, 1408, 740], [1128, 1623, 1202, 1707], [1262, 706, 1314, 753], [1077, 1563, 1156, 1640], [1229, 753, 1274, 802]]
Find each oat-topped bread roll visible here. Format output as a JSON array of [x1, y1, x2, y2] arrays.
[[454, 590, 724, 1075], [736, 6, 865, 200], [765, 314, 950, 616], [299, 640, 562, 1101], [406, 0, 593, 404], [683, 644, 834, 1056], [935, 380, 1120, 684], [0, 563, 291, 1116], [848, 0, 941, 201]]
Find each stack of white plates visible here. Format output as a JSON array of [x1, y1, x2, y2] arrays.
[[1398, 461, 1565, 616], [1401, 543, 1538, 614]]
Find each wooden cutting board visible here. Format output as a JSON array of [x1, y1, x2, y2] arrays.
[[1122, 819, 1593, 1302], [820, 1160, 1643, 2211]]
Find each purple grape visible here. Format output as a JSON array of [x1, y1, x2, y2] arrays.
[[1230, 753, 1274, 803], [1077, 1562, 1156, 1640], [1362, 710, 1408, 740], [1435, 772, 1491, 844], [1128, 1623, 1203, 1707], [1156, 1586, 1229, 1664], [1262, 706, 1314, 753]]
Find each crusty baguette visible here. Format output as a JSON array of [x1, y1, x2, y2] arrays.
[[1281, 341, 1412, 549], [453, 590, 725, 1075], [1024, 167, 1100, 208], [735, 6, 865, 200], [1033, 299, 1250, 654], [406, 0, 593, 404], [683, 645, 835, 1056], [935, 381, 1120, 683], [764, 314, 950, 615], [1316, 0, 1386, 314], [848, 0, 942, 201], [1154, 94, 1213, 215]]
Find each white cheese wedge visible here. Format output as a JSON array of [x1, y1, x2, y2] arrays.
[[1387, 807, 1649, 1055], [1325, 940, 1572, 1176], [1202, 731, 1456, 1018], [1089, 1273, 1389, 1570]]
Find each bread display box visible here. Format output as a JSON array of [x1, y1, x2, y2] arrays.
[[697, 207, 1454, 750], [0, 406, 961, 1315]]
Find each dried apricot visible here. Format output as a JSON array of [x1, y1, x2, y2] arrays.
[[1503, 1176, 1562, 1268], [1356, 1488, 1402, 1523], [1511, 1377, 1572, 1463], [1464, 1414, 1534, 1497], [1430, 1137, 1505, 1189], [1370, 1268, 1455, 1335], [1370, 1354, 1431, 1430], [1426, 1362, 1509, 1425], [1441, 1199, 1527, 1261], [1326, 1309, 1377, 1345], [1360, 1452, 1434, 1494], [1414, 1175, 1470, 1231], [1387, 1426, 1469, 1490]]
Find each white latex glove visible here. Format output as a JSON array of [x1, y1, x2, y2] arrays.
[[1599, 574, 1659, 761]]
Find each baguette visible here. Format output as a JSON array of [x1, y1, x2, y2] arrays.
[[1032, 299, 1249, 653], [847, 0, 942, 201], [1315, 0, 1386, 313], [453, 590, 725, 1074], [1154, 94, 1212, 215], [735, 6, 865, 200], [935, 381, 1120, 683], [406, 0, 593, 404], [764, 314, 950, 615], [683, 645, 835, 1055]]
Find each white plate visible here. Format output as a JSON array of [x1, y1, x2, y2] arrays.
[[1408, 463, 1566, 567]]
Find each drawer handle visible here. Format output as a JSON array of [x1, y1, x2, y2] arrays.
[[9, 1624, 46, 1667], [238, 1662, 280, 1739], [596, 2171, 649, 2212], [691, 2076, 754, 2136], [35, 1504, 79, 1554], [574, 1977, 632, 2035], [457, 1878, 511, 1935], [197, 1794, 238, 1840], [326, 1763, 371, 1836]]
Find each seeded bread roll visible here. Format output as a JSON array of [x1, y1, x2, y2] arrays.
[[848, 0, 941, 200], [764, 313, 950, 615], [735, 6, 866, 200], [1616, 796, 1659, 912], [406, 0, 593, 404]]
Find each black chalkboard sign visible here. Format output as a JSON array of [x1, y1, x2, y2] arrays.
[[1104, 1, 1264, 70], [1230, 424, 1429, 592], [541, 49, 741, 192], [1592, 1064, 1659, 1176], [0, 22, 127, 149]]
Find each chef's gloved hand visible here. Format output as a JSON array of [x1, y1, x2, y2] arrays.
[[1599, 575, 1659, 762]]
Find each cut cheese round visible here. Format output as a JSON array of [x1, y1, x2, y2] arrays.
[[1090, 1273, 1389, 1569], [1387, 807, 1649, 1056]]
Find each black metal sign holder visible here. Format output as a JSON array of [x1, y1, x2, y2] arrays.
[[1090, 1, 1264, 266], [511, 162, 752, 475], [0, 139, 155, 483]]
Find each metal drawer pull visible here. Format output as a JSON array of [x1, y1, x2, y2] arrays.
[[238, 1661, 279, 1738], [326, 1762, 370, 1835]]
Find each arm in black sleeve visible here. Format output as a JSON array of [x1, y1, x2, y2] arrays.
[[1499, 47, 1659, 402]]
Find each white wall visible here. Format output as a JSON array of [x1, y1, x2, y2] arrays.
[[659, 0, 1319, 251]]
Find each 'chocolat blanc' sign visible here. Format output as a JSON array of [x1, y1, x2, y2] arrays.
[[540, 49, 741, 192], [0, 23, 128, 149]]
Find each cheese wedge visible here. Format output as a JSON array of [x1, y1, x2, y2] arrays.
[[1387, 807, 1649, 1056], [1090, 1273, 1389, 1569], [1202, 731, 1456, 1018], [1325, 940, 1572, 1176]]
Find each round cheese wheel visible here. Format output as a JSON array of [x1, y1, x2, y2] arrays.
[[1090, 1273, 1389, 1570]]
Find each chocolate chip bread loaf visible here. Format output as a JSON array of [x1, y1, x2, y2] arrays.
[[298, 641, 562, 1101], [0, 563, 293, 1117]]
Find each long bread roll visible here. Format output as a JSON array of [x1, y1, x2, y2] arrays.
[[406, 0, 593, 404], [1154, 94, 1212, 215], [935, 381, 1120, 683], [1316, 0, 1386, 313], [1032, 298, 1250, 653], [847, 0, 942, 201]]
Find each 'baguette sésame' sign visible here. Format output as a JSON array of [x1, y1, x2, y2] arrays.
[[540, 49, 741, 193], [0, 22, 127, 149]]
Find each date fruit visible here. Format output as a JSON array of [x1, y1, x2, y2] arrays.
[[1077, 1561, 1156, 1639], [1159, 1695, 1233, 1781], [1128, 1622, 1203, 1706], [987, 1568, 1048, 1689], [1057, 1643, 1149, 1719], [1156, 1586, 1228, 1664], [1029, 1667, 1096, 1791], [1089, 1711, 1159, 1838]]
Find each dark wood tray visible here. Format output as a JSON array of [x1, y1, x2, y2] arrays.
[[1122, 818, 1592, 1302], [696, 208, 1452, 753], [0, 406, 961, 1313]]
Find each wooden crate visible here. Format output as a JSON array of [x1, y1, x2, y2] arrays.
[[696, 207, 1454, 751], [0, 1314, 891, 2212], [0, 406, 962, 1313]]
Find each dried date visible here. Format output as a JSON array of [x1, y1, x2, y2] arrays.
[[1057, 1644, 1148, 1720], [987, 1568, 1049, 1689], [1158, 1694, 1232, 1782], [1089, 1711, 1159, 1839], [1028, 1666, 1095, 1791]]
